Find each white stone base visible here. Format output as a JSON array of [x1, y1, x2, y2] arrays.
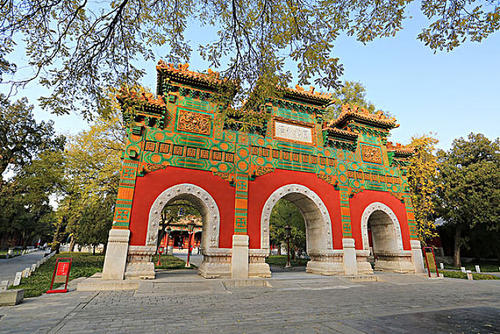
[[342, 238, 358, 275], [306, 260, 344, 275], [356, 250, 374, 275], [410, 240, 426, 273], [249, 250, 271, 278], [198, 248, 232, 278], [125, 262, 155, 279], [374, 253, 415, 273], [0, 289, 24, 306], [102, 229, 130, 280], [231, 235, 249, 279]]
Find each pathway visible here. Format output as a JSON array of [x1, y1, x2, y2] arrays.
[[0, 250, 46, 283], [1, 271, 499, 333]]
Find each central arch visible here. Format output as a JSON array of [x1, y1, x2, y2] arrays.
[[259, 184, 342, 275]]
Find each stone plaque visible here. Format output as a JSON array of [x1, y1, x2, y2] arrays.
[[274, 121, 313, 144]]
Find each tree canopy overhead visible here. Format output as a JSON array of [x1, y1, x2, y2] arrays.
[[1, 1, 498, 117]]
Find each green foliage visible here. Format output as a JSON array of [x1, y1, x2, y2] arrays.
[[436, 133, 500, 266], [444, 263, 500, 273], [269, 199, 306, 256], [441, 270, 500, 280], [57, 109, 125, 248], [265, 255, 308, 267], [407, 134, 440, 242], [324, 81, 379, 122], [2, 1, 498, 117], [10, 252, 104, 298], [0, 148, 65, 247], [0, 94, 65, 184], [152, 255, 193, 270]]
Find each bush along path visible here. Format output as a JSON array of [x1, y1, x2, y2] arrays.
[[9, 252, 104, 298]]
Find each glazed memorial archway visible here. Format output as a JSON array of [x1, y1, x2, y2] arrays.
[[102, 61, 426, 280]]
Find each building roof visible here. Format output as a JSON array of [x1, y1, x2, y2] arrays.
[[324, 127, 359, 141], [387, 141, 414, 157], [278, 85, 332, 106], [156, 61, 235, 91], [329, 104, 399, 129]]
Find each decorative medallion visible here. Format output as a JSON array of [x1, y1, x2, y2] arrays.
[[141, 163, 167, 174], [177, 109, 212, 135], [251, 166, 275, 178], [361, 144, 382, 164]]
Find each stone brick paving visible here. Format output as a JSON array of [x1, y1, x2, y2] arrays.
[[1, 272, 499, 333]]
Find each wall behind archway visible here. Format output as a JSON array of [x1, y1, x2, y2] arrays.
[[349, 190, 411, 251], [128, 166, 235, 248]]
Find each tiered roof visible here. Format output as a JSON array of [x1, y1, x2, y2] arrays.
[[156, 61, 235, 91], [387, 141, 414, 157], [329, 104, 399, 129], [278, 85, 332, 106]]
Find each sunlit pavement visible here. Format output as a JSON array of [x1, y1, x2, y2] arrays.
[[1, 267, 499, 333]]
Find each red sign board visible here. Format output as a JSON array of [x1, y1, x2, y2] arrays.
[[47, 258, 72, 294], [423, 247, 440, 278]]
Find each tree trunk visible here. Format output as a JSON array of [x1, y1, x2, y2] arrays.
[[69, 236, 76, 252], [453, 225, 462, 267], [92, 245, 96, 255]]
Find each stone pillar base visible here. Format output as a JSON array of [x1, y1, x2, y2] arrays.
[[102, 229, 130, 280], [342, 238, 358, 275], [124, 245, 156, 279], [356, 250, 374, 275], [410, 240, 426, 273], [198, 249, 231, 278], [306, 250, 344, 275], [374, 252, 415, 273], [249, 250, 271, 278], [231, 235, 249, 279]]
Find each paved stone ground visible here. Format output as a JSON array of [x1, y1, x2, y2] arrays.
[[0, 250, 46, 283], [1, 271, 499, 334]]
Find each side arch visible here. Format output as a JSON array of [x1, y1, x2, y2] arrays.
[[260, 184, 334, 254], [146, 183, 220, 252], [360, 202, 404, 252]]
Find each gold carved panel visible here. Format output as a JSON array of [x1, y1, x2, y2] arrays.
[[177, 109, 212, 136], [361, 144, 382, 164]]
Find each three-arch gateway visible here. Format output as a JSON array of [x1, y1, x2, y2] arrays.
[[102, 61, 425, 280]]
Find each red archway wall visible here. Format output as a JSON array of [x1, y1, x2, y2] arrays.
[[128, 167, 235, 248], [349, 190, 411, 250], [247, 169, 342, 250]]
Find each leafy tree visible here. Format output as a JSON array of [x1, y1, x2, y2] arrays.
[[0, 150, 65, 247], [407, 134, 440, 242], [0, 94, 65, 188], [269, 199, 306, 258], [324, 81, 379, 122], [58, 109, 125, 249], [436, 133, 499, 267], [1, 1, 498, 117]]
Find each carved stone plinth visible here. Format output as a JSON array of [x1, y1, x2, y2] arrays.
[[342, 238, 358, 275], [102, 229, 130, 280], [356, 250, 374, 275], [410, 240, 425, 273], [231, 235, 249, 279], [125, 245, 156, 279], [198, 249, 231, 278], [306, 250, 344, 275], [249, 250, 271, 278], [373, 251, 415, 273]]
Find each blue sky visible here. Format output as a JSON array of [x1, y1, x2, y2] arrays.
[[2, 5, 499, 150]]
